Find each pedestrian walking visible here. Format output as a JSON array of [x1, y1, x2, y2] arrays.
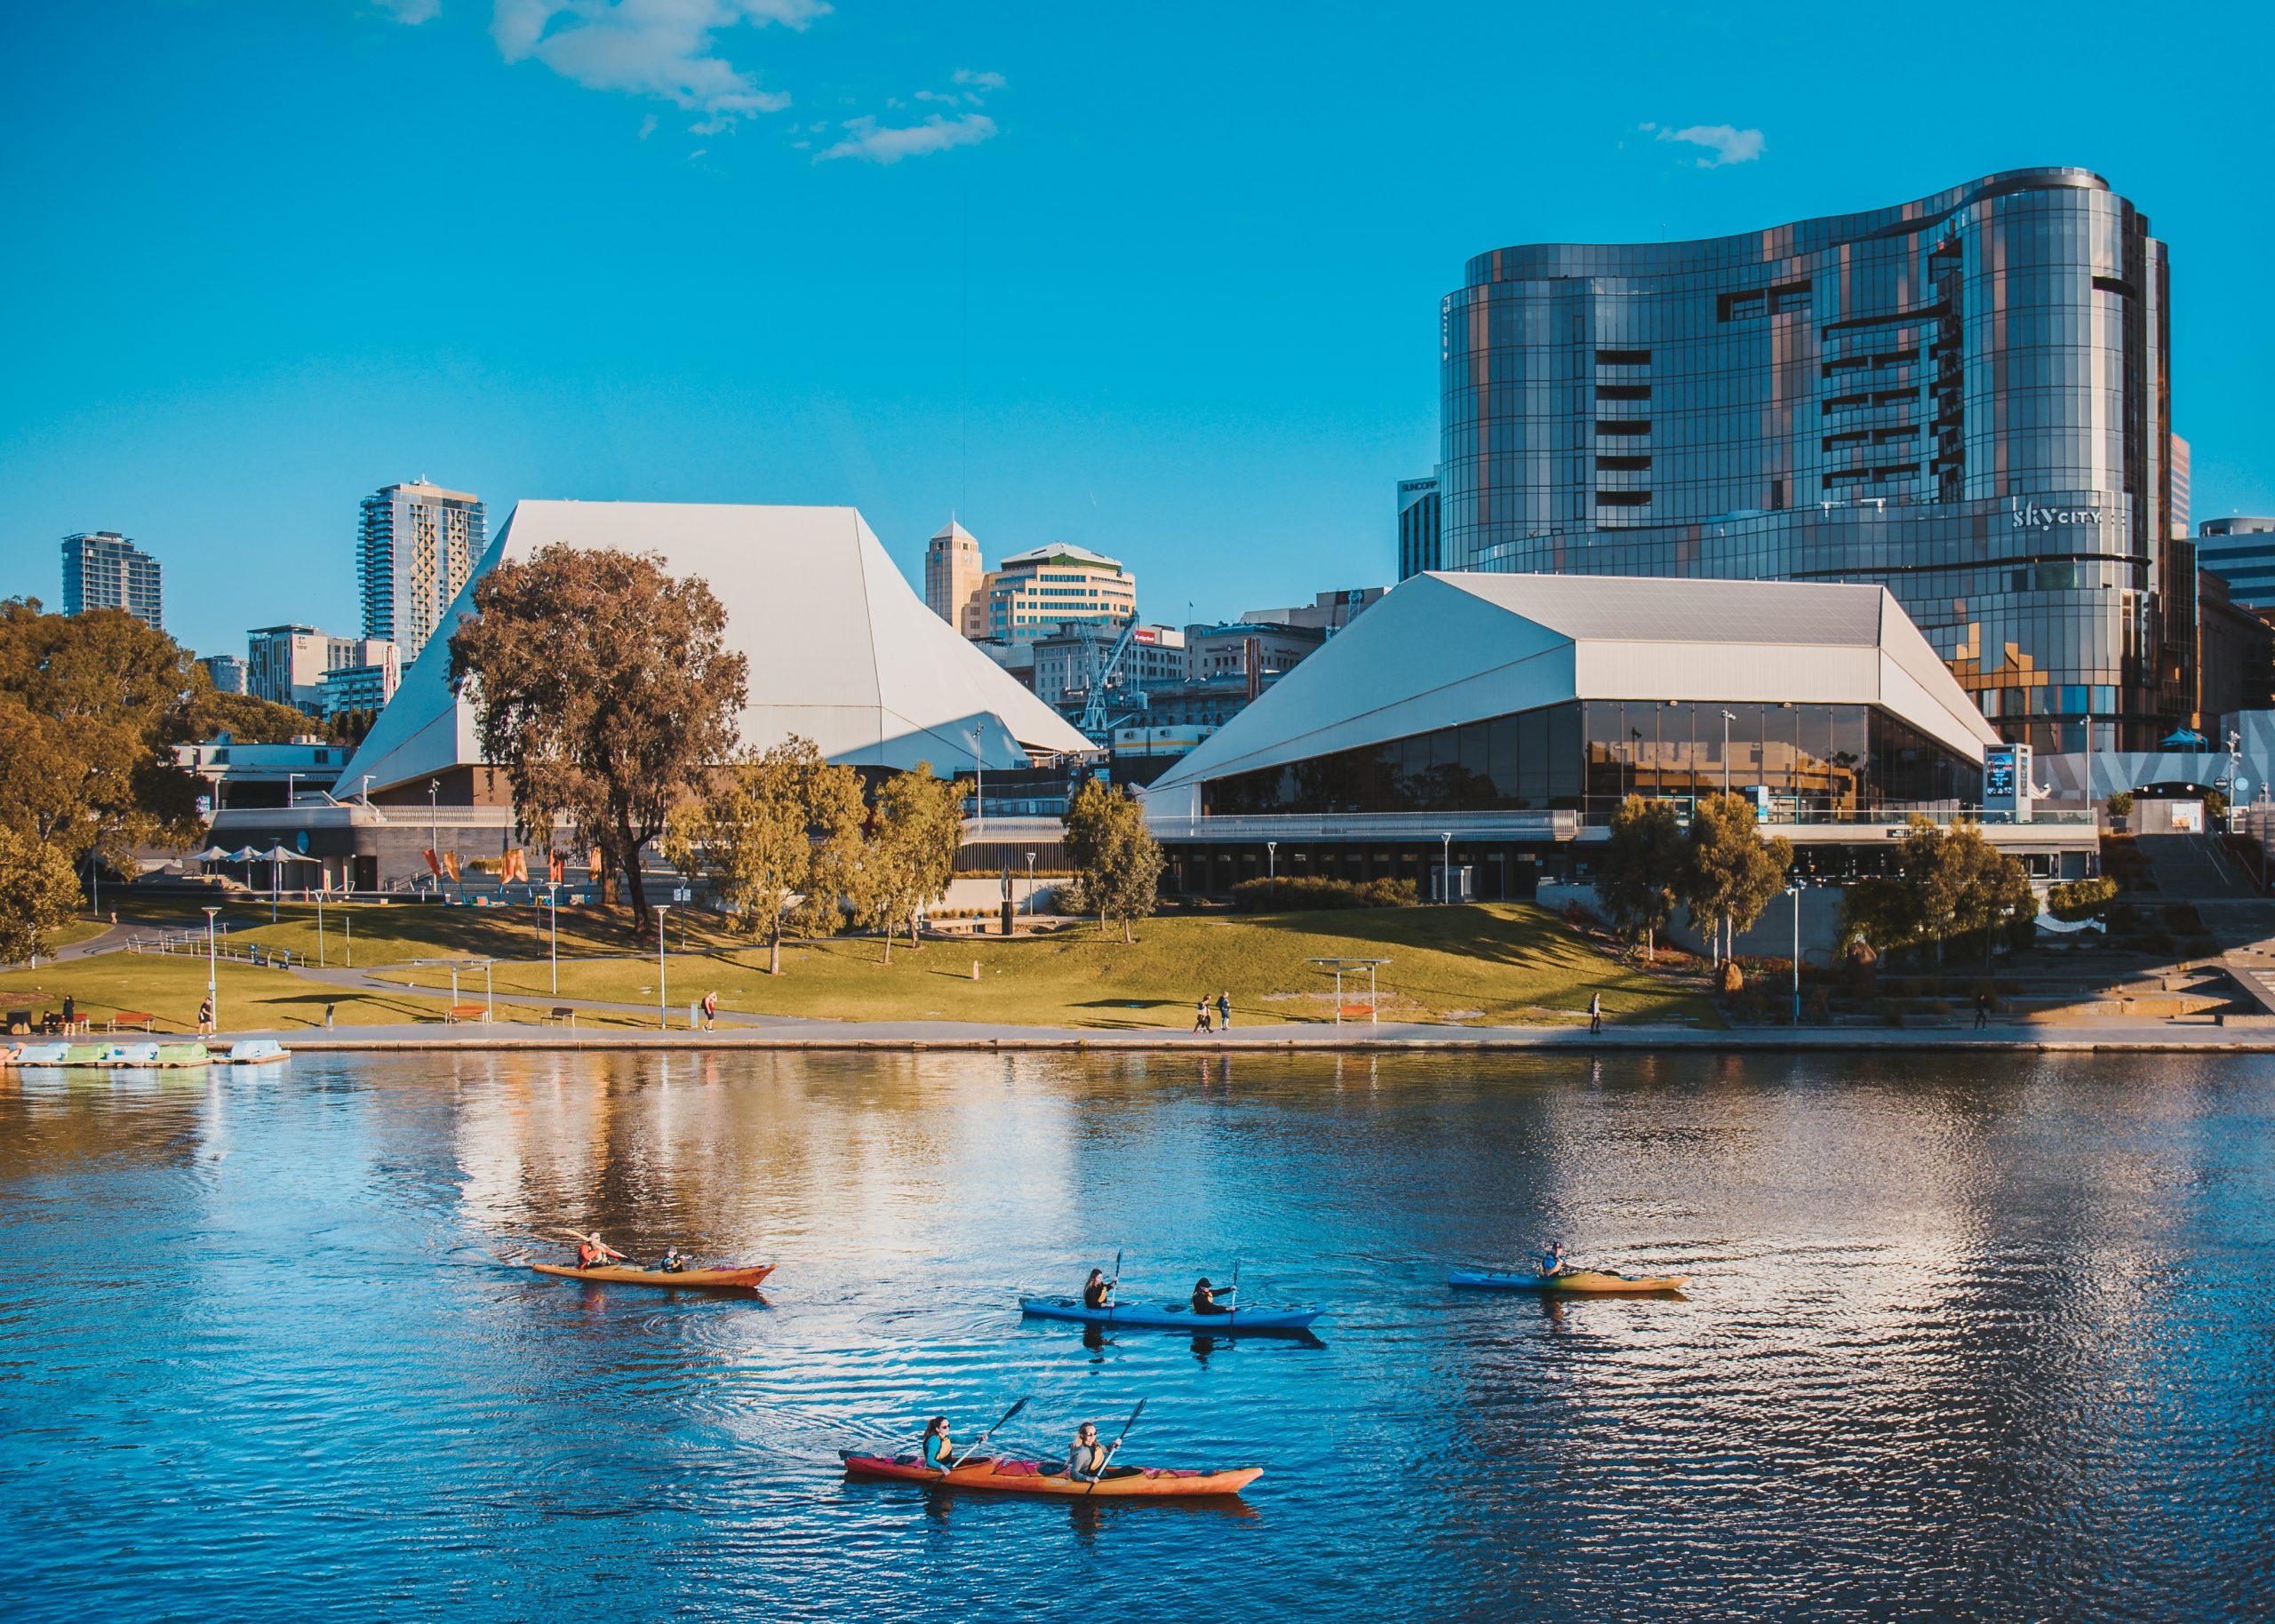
[[1193, 999, 1212, 1033], [1975, 990, 1990, 1029], [1216, 991, 1231, 1031], [1588, 991, 1603, 1035], [701, 990, 718, 1031], [197, 994, 215, 1036]]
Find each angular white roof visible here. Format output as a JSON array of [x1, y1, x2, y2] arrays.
[[1148, 571, 2000, 798], [341, 501, 1090, 793]]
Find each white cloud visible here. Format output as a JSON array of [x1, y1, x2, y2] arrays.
[[1648, 122, 1765, 167], [815, 112, 996, 165], [952, 68, 1004, 91], [491, 0, 826, 128]]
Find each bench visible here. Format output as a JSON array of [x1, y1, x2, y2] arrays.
[[110, 1012, 158, 1033], [445, 1004, 490, 1023], [544, 1007, 579, 1029]]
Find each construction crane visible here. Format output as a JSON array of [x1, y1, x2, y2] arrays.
[[1077, 616, 1145, 742]]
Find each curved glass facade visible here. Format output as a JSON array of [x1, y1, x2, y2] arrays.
[[1201, 700, 1983, 820], [1440, 169, 2180, 751]]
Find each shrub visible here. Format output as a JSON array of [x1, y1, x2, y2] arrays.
[[2106, 791, 2134, 821], [1228, 874, 1417, 912], [1716, 960, 1744, 995], [2046, 877, 2117, 922]]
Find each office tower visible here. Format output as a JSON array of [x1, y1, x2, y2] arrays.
[[61, 531, 163, 627], [198, 654, 248, 695], [924, 519, 987, 636], [981, 545, 1138, 643], [246, 625, 333, 709], [358, 480, 484, 661], [1397, 476, 1441, 580], [2199, 517, 2275, 612], [1440, 168, 2179, 750]]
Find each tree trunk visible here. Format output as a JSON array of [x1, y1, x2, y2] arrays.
[[768, 913, 782, 976], [1122, 913, 1133, 945], [617, 824, 654, 936], [880, 911, 893, 965]]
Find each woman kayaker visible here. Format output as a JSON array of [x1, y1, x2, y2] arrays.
[[1066, 1422, 1107, 1482], [577, 1232, 627, 1270], [1539, 1242, 1569, 1278], [659, 1247, 688, 1274], [1190, 1277, 1232, 1315], [1082, 1268, 1116, 1310], [919, 1416, 954, 1472]]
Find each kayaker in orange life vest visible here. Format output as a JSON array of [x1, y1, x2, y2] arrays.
[[1066, 1422, 1108, 1482], [1190, 1277, 1233, 1315], [918, 1416, 954, 1471], [577, 1232, 627, 1270], [1082, 1268, 1116, 1310]]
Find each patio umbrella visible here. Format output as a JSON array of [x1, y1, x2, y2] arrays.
[[2162, 728, 2207, 748], [254, 845, 319, 864], [190, 846, 233, 863], [225, 847, 261, 863]]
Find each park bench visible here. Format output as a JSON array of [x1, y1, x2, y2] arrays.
[[444, 1004, 490, 1023], [109, 1012, 158, 1033], [543, 1007, 579, 1029]]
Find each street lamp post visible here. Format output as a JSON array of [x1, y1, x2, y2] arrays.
[[1721, 709, 1738, 796], [1441, 832, 1454, 904], [1786, 882, 1802, 1025], [654, 904, 670, 1031], [202, 905, 220, 1034], [1266, 840, 1277, 905], [428, 779, 441, 897], [970, 725, 985, 827], [316, 888, 324, 967], [1025, 851, 1036, 916], [549, 883, 560, 995]]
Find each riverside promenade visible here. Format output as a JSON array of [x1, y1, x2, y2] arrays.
[[214, 1015, 2275, 1054]]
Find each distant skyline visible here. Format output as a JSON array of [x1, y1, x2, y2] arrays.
[[4, 0, 2271, 657]]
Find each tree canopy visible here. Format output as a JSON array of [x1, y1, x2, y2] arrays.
[[1062, 777, 1163, 943], [1594, 793, 1685, 959], [447, 547, 747, 937], [1840, 816, 2039, 963], [667, 735, 863, 975], [850, 765, 962, 962], [1675, 792, 1792, 965]]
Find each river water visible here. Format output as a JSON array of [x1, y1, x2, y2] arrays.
[[3, 1049, 2270, 1620]]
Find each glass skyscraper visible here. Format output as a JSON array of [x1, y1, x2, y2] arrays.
[[1439, 167, 2180, 752]]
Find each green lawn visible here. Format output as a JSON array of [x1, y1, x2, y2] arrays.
[[368, 902, 1713, 1030], [0, 955, 547, 1033]]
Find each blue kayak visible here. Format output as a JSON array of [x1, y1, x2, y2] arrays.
[[1449, 1268, 1688, 1294], [1019, 1297, 1322, 1333]]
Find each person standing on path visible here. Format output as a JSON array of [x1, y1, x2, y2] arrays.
[[1975, 990, 1990, 1029], [1588, 991, 1603, 1035], [1193, 999, 1212, 1033], [701, 991, 718, 1031], [1216, 991, 1231, 1031], [197, 994, 214, 1036]]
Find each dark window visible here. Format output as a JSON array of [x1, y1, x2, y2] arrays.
[[1770, 478, 1785, 510], [2092, 275, 2135, 298], [1823, 394, 1872, 413], [1595, 419, 1651, 436], [1719, 290, 1766, 321], [1595, 454, 1651, 471], [1596, 490, 1651, 506], [1596, 384, 1651, 402], [1594, 347, 1651, 365]]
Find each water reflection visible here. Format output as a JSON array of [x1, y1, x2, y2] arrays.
[[2, 1048, 2271, 1619]]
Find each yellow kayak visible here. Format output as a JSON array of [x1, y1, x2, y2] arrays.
[[1449, 1268, 1688, 1294]]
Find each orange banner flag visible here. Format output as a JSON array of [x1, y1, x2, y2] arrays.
[[443, 851, 462, 881], [423, 848, 442, 878]]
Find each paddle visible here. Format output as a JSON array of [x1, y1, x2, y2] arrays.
[[946, 1396, 1029, 1473], [1085, 1397, 1146, 1494]]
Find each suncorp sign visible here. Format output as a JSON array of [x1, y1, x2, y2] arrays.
[[2010, 498, 2104, 529]]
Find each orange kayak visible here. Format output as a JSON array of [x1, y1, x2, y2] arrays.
[[840, 1452, 1261, 1498], [531, 1262, 773, 1291]]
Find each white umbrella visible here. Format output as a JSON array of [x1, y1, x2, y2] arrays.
[[254, 845, 319, 864], [190, 845, 234, 863], [225, 847, 261, 863]]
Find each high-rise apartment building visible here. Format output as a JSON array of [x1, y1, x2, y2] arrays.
[[248, 625, 399, 713], [358, 480, 484, 661], [924, 519, 987, 636], [1440, 168, 2181, 751], [982, 545, 1138, 643], [198, 654, 248, 695], [2199, 517, 2275, 612], [61, 531, 164, 627]]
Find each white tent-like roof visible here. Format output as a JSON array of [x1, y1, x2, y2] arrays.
[[340, 501, 1090, 794], [1145, 571, 2000, 812]]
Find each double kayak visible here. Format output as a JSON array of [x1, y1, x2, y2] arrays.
[[531, 1262, 774, 1292], [1449, 1269, 1688, 1294], [1020, 1297, 1321, 1333], [841, 1451, 1261, 1498]]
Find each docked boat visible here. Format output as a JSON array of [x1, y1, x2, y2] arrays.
[[223, 1040, 291, 1065], [1019, 1297, 1321, 1333], [530, 1262, 774, 1291], [840, 1451, 1261, 1498], [1449, 1268, 1689, 1294], [3, 1041, 211, 1069]]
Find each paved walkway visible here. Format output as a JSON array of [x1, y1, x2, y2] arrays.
[[204, 1015, 2275, 1054]]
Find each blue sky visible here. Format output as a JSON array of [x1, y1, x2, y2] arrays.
[[4, 0, 2271, 659]]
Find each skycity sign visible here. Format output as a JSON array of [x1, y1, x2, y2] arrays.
[[2010, 498, 2104, 529]]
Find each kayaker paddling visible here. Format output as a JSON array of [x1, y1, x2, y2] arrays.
[[1065, 1422, 1107, 1483], [1190, 1277, 1232, 1316], [659, 1247, 689, 1274], [1082, 1267, 1116, 1310], [919, 1416, 954, 1473], [1539, 1242, 1569, 1278], [577, 1232, 628, 1270]]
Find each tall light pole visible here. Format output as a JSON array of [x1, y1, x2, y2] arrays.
[[428, 779, 441, 896], [970, 725, 985, 827], [654, 904, 670, 1031], [1025, 850, 1036, 916], [1441, 832, 1454, 904], [287, 771, 299, 809], [1721, 710, 1738, 797], [202, 905, 220, 1034], [1785, 881, 1802, 1025], [549, 882, 560, 995], [1266, 840, 1277, 905]]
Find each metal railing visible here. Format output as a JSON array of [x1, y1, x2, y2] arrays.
[[1145, 810, 1580, 841]]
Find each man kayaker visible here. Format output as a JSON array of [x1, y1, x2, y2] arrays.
[[1539, 1242, 1569, 1278], [659, 1247, 689, 1274], [1190, 1277, 1233, 1316], [577, 1232, 627, 1270], [919, 1416, 954, 1472], [1066, 1421, 1107, 1482], [1082, 1268, 1116, 1310]]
